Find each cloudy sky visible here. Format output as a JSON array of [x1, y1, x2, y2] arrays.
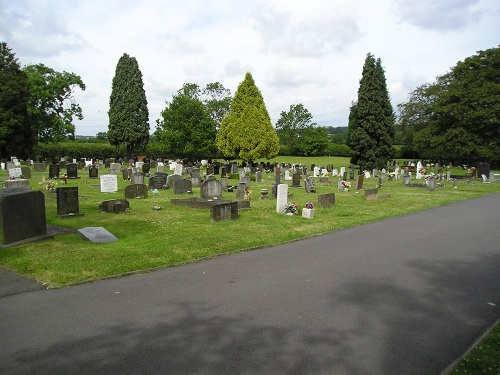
[[1, 0, 498, 136]]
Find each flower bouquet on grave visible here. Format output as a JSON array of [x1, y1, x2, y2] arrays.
[[305, 202, 314, 209], [418, 167, 427, 175], [341, 180, 351, 189], [284, 202, 298, 215]]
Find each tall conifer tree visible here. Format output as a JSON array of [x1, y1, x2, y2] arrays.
[[347, 53, 395, 170], [216, 72, 279, 161], [108, 53, 149, 159]]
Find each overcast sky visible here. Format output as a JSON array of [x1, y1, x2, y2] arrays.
[[1, 0, 498, 136]]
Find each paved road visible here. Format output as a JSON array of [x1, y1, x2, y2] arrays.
[[1, 194, 499, 375]]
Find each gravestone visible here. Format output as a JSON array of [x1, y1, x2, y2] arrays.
[[167, 174, 183, 188], [243, 176, 250, 189], [49, 164, 60, 179], [292, 173, 301, 187], [110, 163, 121, 174], [220, 177, 228, 191], [231, 163, 238, 174], [100, 174, 118, 193], [8, 167, 22, 178], [99, 199, 130, 213], [302, 208, 314, 219], [350, 169, 355, 180], [365, 189, 379, 200], [124, 184, 148, 199], [211, 201, 238, 222], [318, 193, 335, 208], [156, 162, 164, 173], [142, 163, 151, 174], [235, 182, 246, 199], [174, 163, 183, 176], [88, 166, 98, 179], [0, 191, 51, 246], [56, 187, 83, 218], [276, 184, 288, 214], [200, 177, 222, 199], [304, 178, 315, 193], [239, 170, 246, 182], [356, 175, 364, 190], [285, 170, 291, 181], [476, 163, 490, 179], [131, 172, 145, 185], [275, 175, 282, 185], [33, 162, 46, 172], [255, 171, 262, 182], [77, 227, 118, 243], [426, 177, 436, 191], [173, 179, 192, 194], [20, 166, 31, 179], [338, 179, 344, 192], [2, 179, 30, 194], [190, 168, 201, 179], [66, 163, 79, 179]]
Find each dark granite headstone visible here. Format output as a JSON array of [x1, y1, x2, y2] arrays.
[[99, 199, 130, 213], [66, 163, 79, 179], [318, 193, 335, 208], [89, 166, 98, 179], [20, 166, 31, 179], [292, 173, 301, 187], [49, 164, 60, 179], [356, 175, 364, 190], [56, 187, 83, 218], [142, 163, 151, 174], [211, 201, 238, 222], [124, 184, 148, 199], [476, 163, 489, 179], [0, 191, 52, 246]]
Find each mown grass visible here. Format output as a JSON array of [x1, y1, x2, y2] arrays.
[[0, 157, 497, 287]]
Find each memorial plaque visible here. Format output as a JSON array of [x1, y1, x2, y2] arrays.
[[77, 227, 118, 243]]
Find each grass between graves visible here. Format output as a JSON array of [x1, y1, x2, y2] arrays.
[[0, 156, 498, 287]]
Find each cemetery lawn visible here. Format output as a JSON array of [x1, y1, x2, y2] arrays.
[[0, 157, 499, 288]]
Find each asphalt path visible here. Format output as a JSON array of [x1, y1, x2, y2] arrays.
[[1, 194, 499, 374]]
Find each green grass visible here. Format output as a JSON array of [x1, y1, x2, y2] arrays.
[[0, 157, 497, 286], [449, 320, 500, 374]]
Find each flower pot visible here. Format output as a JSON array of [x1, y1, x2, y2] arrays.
[[302, 208, 314, 219]]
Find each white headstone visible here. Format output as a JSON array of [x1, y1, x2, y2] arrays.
[[276, 184, 288, 214], [8, 168, 22, 178], [174, 163, 183, 176], [338, 179, 344, 192], [135, 161, 144, 170], [313, 167, 321, 177], [416, 161, 423, 179], [157, 162, 164, 173], [169, 162, 176, 171], [332, 169, 338, 176], [364, 171, 371, 179], [285, 170, 291, 181], [340, 167, 346, 176], [100, 174, 118, 192]]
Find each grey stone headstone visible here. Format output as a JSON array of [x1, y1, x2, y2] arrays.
[[220, 177, 228, 191], [131, 172, 144, 185], [190, 168, 201, 179], [99, 199, 130, 213], [56, 187, 83, 217], [77, 227, 118, 243], [365, 189, 379, 200], [173, 179, 192, 194], [33, 163, 46, 172], [21, 166, 31, 179], [0, 191, 51, 246], [255, 170, 262, 182], [2, 179, 30, 193], [235, 182, 246, 199], [200, 178, 222, 199], [318, 193, 335, 208], [426, 177, 436, 191], [166, 174, 183, 188]]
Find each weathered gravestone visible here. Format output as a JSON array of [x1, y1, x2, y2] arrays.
[[100, 174, 118, 193], [2, 179, 30, 193], [0, 191, 52, 246], [66, 163, 79, 179], [77, 227, 118, 243], [88, 166, 98, 179], [166, 174, 182, 188], [426, 177, 436, 191], [149, 175, 166, 190], [255, 170, 262, 182], [131, 172, 144, 185], [99, 199, 130, 213], [56, 187, 83, 218], [276, 184, 288, 214], [21, 166, 31, 179], [8, 167, 22, 178], [200, 177, 222, 199], [124, 184, 148, 199], [235, 182, 246, 199], [173, 179, 192, 194], [33, 162, 46, 172], [49, 164, 60, 179], [211, 201, 238, 222], [318, 193, 335, 208], [292, 173, 301, 187], [304, 177, 316, 193], [356, 175, 364, 190], [365, 188, 379, 200]]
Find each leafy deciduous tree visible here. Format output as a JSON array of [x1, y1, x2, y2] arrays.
[[108, 53, 149, 159], [275, 103, 316, 155], [346, 53, 395, 170], [155, 83, 217, 159], [216, 72, 279, 161], [23, 63, 85, 143], [0, 42, 34, 159]]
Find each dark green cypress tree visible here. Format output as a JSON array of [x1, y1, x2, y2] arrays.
[[347, 54, 395, 170], [0, 42, 34, 159], [108, 53, 149, 159]]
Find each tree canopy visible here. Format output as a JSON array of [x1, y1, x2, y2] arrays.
[[155, 83, 218, 159], [275, 103, 316, 155], [398, 46, 500, 165], [108, 53, 149, 159], [216, 72, 279, 161], [346, 53, 395, 170], [23, 63, 85, 143], [0, 42, 34, 159]]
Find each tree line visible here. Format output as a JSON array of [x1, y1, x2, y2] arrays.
[[2, 41, 499, 168]]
